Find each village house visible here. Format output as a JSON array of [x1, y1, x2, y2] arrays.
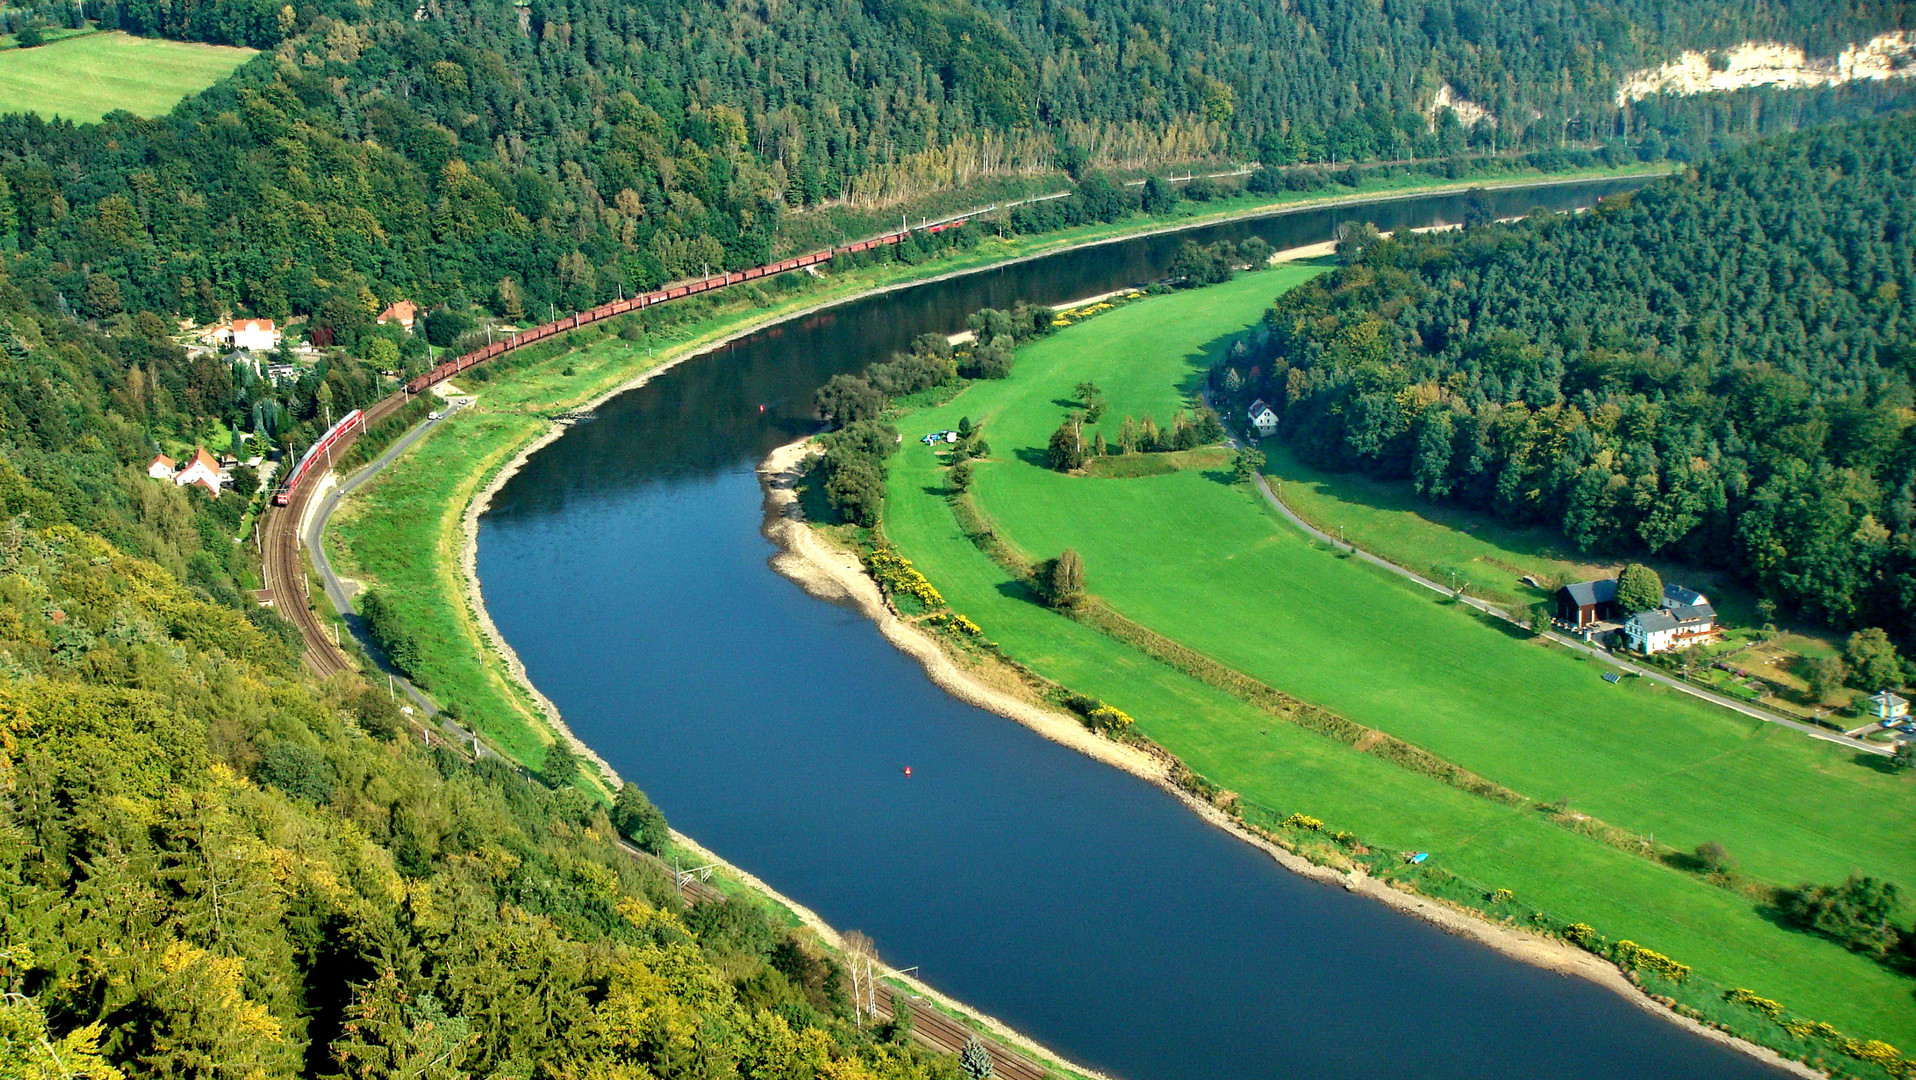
[[1247, 398, 1279, 437], [206, 318, 281, 351], [1622, 583, 1719, 654], [1868, 690, 1910, 724], [1622, 604, 1718, 654], [1555, 578, 1619, 629], [377, 300, 418, 333], [170, 447, 223, 498], [147, 453, 175, 480]]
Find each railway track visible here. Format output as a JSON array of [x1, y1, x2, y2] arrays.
[[259, 389, 412, 679]]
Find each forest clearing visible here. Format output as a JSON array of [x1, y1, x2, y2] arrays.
[[0, 30, 254, 122]]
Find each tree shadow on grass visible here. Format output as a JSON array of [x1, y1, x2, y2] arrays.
[[1853, 750, 1905, 775], [993, 577, 1051, 609], [1013, 446, 1052, 468], [1203, 468, 1237, 486]]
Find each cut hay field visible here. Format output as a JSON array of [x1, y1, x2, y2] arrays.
[[880, 266, 1916, 1047], [0, 31, 254, 122]]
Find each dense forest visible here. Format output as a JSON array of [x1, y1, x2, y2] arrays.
[[1227, 112, 1916, 636], [0, 523, 960, 1077], [0, 0, 1912, 335]]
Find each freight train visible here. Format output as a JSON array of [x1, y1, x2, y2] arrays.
[[269, 217, 970, 507], [402, 218, 969, 395]]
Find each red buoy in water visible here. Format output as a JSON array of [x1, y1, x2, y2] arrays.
[[903, 765, 913, 776]]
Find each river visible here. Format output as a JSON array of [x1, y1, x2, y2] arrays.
[[474, 179, 1788, 1080]]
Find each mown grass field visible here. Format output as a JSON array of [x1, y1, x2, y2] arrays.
[[0, 31, 253, 122], [879, 267, 1916, 1046]]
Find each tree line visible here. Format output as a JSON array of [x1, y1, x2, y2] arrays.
[[2, 0, 1913, 345], [1222, 113, 1916, 642]]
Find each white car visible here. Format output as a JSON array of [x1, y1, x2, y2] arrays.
[[429, 411, 443, 421]]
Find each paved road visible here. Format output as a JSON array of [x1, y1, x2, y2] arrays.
[[1238, 457, 1890, 757]]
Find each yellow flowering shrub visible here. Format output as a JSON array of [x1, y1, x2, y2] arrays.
[[865, 548, 944, 609], [1281, 812, 1324, 831], [1723, 988, 1783, 1019], [1612, 940, 1689, 982]]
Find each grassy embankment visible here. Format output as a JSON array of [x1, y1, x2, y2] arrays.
[[1260, 445, 1855, 716], [0, 30, 255, 122], [325, 162, 1664, 772], [876, 267, 1916, 1059]]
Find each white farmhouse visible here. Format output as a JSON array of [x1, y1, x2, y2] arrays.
[[1247, 398, 1279, 437], [146, 453, 176, 480], [1623, 589, 1718, 654]]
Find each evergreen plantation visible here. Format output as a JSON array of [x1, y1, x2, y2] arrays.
[[1239, 113, 1916, 635]]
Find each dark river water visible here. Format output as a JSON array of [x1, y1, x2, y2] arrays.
[[476, 180, 1786, 1080]]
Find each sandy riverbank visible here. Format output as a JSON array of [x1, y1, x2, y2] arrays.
[[757, 435, 1817, 1080]]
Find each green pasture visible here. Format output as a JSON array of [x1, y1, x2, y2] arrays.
[[880, 267, 1916, 1044], [1260, 441, 1851, 716], [0, 31, 254, 123]]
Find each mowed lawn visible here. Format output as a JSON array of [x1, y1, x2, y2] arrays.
[[881, 267, 1916, 1043], [0, 31, 254, 122]]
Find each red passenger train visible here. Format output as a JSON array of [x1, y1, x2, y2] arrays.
[[271, 409, 365, 506]]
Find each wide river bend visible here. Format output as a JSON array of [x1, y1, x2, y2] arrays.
[[477, 180, 1788, 1080]]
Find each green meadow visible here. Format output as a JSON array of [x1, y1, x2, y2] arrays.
[[880, 266, 1916, 1046], [0, 31, 254, 123]]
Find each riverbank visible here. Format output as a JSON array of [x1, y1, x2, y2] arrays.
[[328, 163, 1665, 779], [760, 436, 1817, 1080]]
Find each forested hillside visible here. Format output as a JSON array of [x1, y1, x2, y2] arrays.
[[0, 0, 1910, 334], [1232, 112, 1916, 633], [0, 522, 956, 1078]]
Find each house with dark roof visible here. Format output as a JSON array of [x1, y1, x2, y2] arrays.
[[1663, 583, 1710, 609], [1246, 398, 1278, 437], [1555, 579, 1619, 628], [1623, 600, 1718, 654]]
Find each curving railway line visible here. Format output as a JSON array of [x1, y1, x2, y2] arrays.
[[259, 389, 414, 677], [260, 213, 971, 674]]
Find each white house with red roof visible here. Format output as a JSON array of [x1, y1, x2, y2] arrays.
[[147, 453, 176, 480], [172, 447, 223, 497], [206, 318, 281, 351], [377, 300, 418, 333]]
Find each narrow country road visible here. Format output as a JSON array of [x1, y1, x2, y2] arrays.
[[1238, 459, 1889, 757]]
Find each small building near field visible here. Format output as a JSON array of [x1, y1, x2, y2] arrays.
[[1663, 583, 1710, 609], [1623, 601, 1717, 654], [1868, 691, 1909, 723], [147, 453, 176, 480], [1555, 578, 1619, 628], [1247, 398, 1279, 437], [172, 446, 223, 498], [377, 300, 418, 333]]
